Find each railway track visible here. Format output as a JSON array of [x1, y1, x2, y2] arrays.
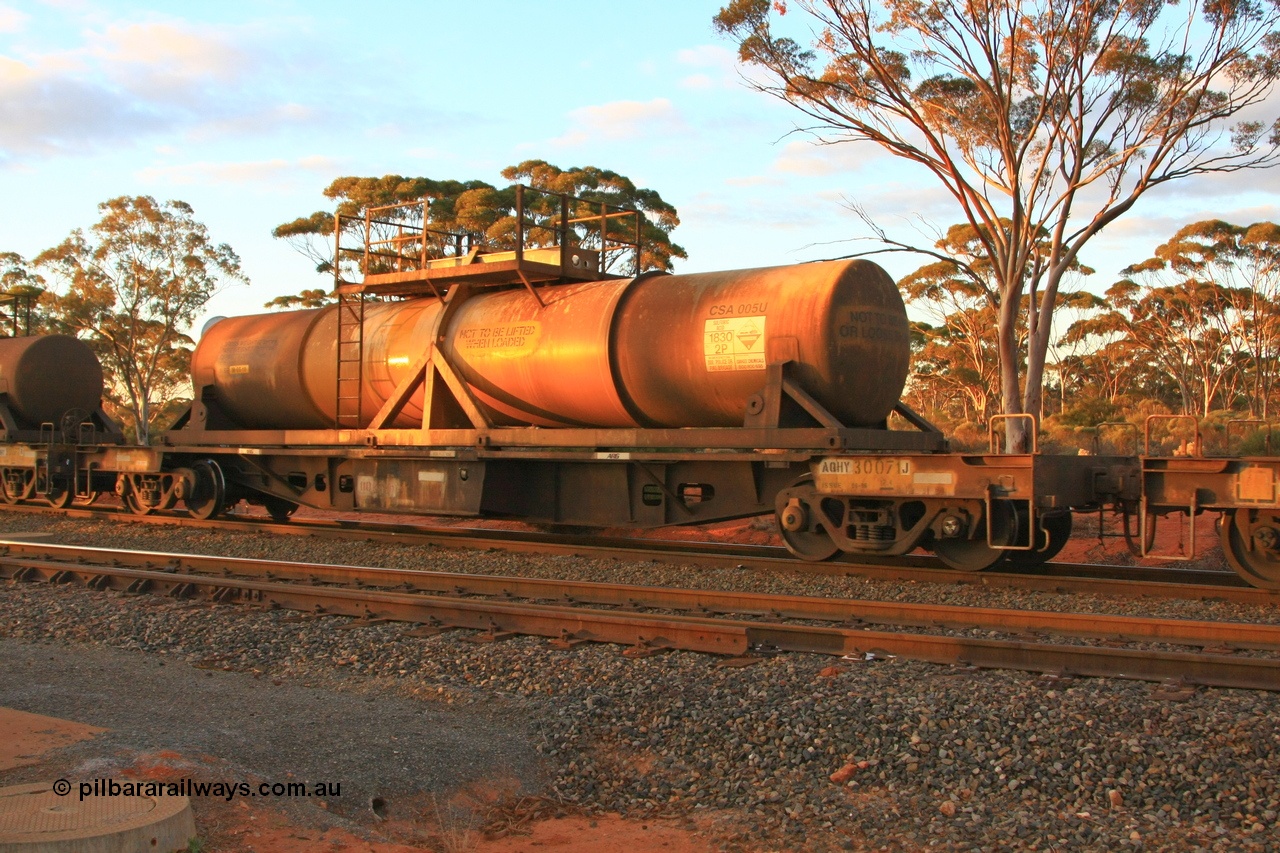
[[3, 540, 1278, 692], [2, 502, 1275, 605]]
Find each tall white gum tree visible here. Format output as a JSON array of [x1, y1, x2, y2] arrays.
[[715, 0, 1280, 448]]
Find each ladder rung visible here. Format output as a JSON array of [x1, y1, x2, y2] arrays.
[[335, 294, 363, 428]]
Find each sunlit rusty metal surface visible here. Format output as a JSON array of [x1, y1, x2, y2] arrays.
[[3, 541, 1277, 691], [190, 259, 909, 431], [613, 259, 908, 427]]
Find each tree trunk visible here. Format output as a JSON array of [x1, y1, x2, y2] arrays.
[[135, 393, 149, 446], [997, 296, 1025, 452]]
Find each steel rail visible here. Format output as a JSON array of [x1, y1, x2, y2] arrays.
[[1, 541, 1276, 651], [2, 542, 1277, 691], [1, 503, 1273, 605]]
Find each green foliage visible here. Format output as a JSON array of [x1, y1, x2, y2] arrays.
[[0, 252, 49, 334], [1059, 218, 1280, 419], [35, 196, 247, 444], [501, 160, 684, 272], [1057, 396, 1123, 427], [0, 251, 44, 294], [270, 162, 686, 301], [264, 289, 333, 310]]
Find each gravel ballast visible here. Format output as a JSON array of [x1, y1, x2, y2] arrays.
[[0, 513, 1277, 851]]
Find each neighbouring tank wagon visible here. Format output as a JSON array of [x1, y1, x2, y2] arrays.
[[4, 187, 1279, 589], [0, 335, 104, 431]]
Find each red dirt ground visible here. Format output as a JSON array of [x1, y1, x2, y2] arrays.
[[0, 707, 105, 772], [0, 708, 720, 853]]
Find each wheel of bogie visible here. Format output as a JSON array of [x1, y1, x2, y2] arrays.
[[45, 481, 75, 509], [262, 495, 298, 522], [184, 460, 227, 521], [775, 477, 840, 562], [1123, 508, 1158, 557], [931, 501, 1018, 571], [1, 471, 32, 505], [1219, 509, 1280, 590], [124, 490, 157, 516], [1003, 510, 1072, 570]]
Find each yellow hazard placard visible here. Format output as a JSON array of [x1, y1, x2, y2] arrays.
[[704, 316, 766, 372]]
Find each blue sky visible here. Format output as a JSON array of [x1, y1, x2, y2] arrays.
[[2, 0, 1278, 329]]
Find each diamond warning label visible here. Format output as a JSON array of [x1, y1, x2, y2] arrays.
[[704, 315, 767, 372]]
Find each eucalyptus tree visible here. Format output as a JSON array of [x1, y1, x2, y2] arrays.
[[271, 161, 686, 303], [36, 197, 247, 444], [715, 0, 1280, 447], [0, 252, 48, 334], [1153, 220, 1280, 416], [1085, 272, 1239, 417], [899, 224, 1014, 423]]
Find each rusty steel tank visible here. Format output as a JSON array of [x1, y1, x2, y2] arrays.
[[191, 259, 910, 430], [0, 335, 104, 428]]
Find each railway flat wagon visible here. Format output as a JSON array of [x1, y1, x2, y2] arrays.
[[149, 188, 1132, 571], [1133, 416, 1280, 589], [0, 189, 1141, 576]]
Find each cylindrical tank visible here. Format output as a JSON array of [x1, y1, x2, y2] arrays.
[[613, 260, 908, 427], [191, 259, 910, 430], [0, 335, 104, 428]]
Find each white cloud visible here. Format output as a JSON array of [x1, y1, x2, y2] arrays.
[[675, 44, 748, 91], [679, 73, 715, 91], [187, 103, 322, 142], [0, 18, 320, 166], [137, 155, 342, 186], [0, 54, 170, 161], [551, 98, 687, 147], [1148, 163, 1280, 204], [1087, 200, 1280, 272], [0, 5, 28, 33], [826, 181, 965, 239], [675, 45, 737, 72], [88, 22, 250, 90], [677, 42, 779, 90], [773, 138, 890, 176], [365, 123, 405, 139], [724, 174, 784, 187]]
